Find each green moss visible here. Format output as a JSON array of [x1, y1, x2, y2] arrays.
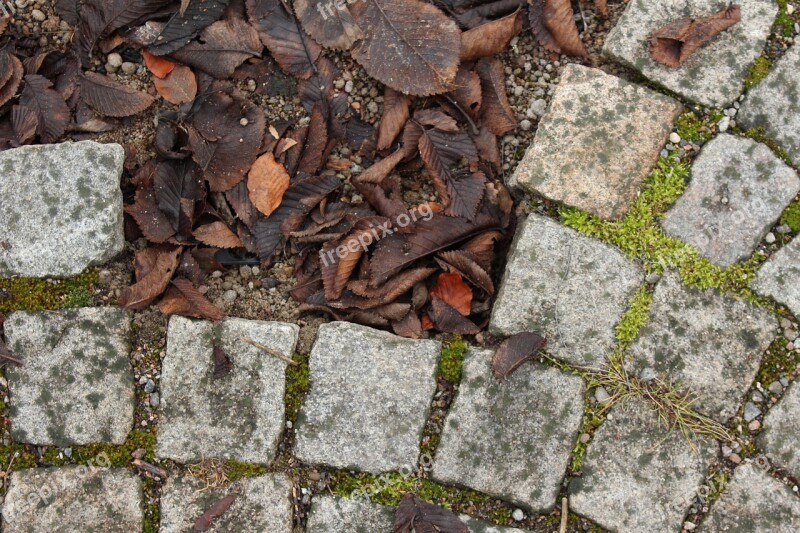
[[757, 334, 800, 387], [142, 477, 160, 533], [745, 56, 772, 89], [568, 405, 605, 473], [0, 271, 97, 314], [615, 286, 653, 348], [486, 506, 513, 524], [284, 352, 309, 422], [560, 156, 763, 301], [439, 335, 468, 383], [780, 201, 800, 232], [675, 112, 714, 142], [224, 459, 270, 481], [742, 127, 793, 167], [776, 0, 796, 38]]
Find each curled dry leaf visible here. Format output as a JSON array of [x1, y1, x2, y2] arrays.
[[649, 5, 741, 68], [356, 149, 405, 184], [295, 0, 364, 50], [160, 277, 225, 321], [476, 58, 516, 136], [80, 71, 156, 117], [451, 68, 482, 121], [248, 152, 291, 217], [153, 64, 197, 105], [20, 75, 70, 144], [430, 271, 472, 316], [143, 50, 176, 78], [595, 0, 608, 19], [170, 17, 263, 79], [349, 0, 461, 96], [377, 88, 411, 151], [147, 0, 230, 56], [491, 331, 547, 379], [193, 221, 243, 248], [0, 51, 24, 107], [529, 0, 590, 59], [119, 246, 182, 310], [460, 10, 524, 61], [393, 493, 469, 533], [194, 493, 237, 531]]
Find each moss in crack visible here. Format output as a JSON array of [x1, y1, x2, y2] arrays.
[[439, 335, 467, 383], [742, 127, 793, 167], [675, 112, 715, 143], [223, 459, 270, 481], [615, 286, 653, 349], [284, 352, 310, 423], [560, 156, 763, 301], [568, 405, 605, 474], [142, 477, 160, 533], [780, 200, 800, 232], [0, 271, 97, 314], [756, 333, 800, 387], [745, 56, 772, 89], [776, 0, 796, 38]]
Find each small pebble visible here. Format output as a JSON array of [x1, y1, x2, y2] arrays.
[[785, 329, 798, 342], [144, 379, 156, 393], [580, 433, 591, 444], [765, 232, 776, 244], [769, 381, 784, 395], [776, 224, 792, 234], [121, 62, 137, 75], [684, 521, 697, 531], [728, 453, 742, 464], [743, 402, 761, 421], [223, 289, 238, 302], [31, 9, 46, 22], [240, 118, 249, 126], [149, 392, 160, 408], [344, 80, 354, 93], [519, 119, 532, 131], [594, 386, 611, 404], [718, 116, 730, 133], [669, 132, 681, 144], [748, 419, 761, 431], [512, 509, 524, 521], [107, 53, 123, 68]]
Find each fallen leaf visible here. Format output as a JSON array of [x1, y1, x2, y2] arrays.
[[392, 311, 423, 339], [445, 169, 486, 221], [437, 249, 494, 294], [430, 271, 472, 316], [529, 0, 589, 59], [248, 152, 291, 217], [154, 64, 197, 104], [460, 11, 523, 61], [418, 127, 479, 202], [154, 159, 204, 238], [211, 342, 234, 380], [491, 331, 547, 379], [119, 246, 182, 310], [322, 221, 388, 300], [143, 50, 176, 78], [160, 277, 225, 321], [295, 0, 364, 50], [393, 494, 469, 533], [450, 68, 482, 121], [125, 185, 177, 243], [476, 58, 516, 135], [0, 51, 23, 107], [649, 5, 741, 68], [170, 17, 263, 79], [350, 0, 461, 96], [595, 0, 608, 18], [20, 75, 70, 144], [298, 56, 340, 113], [147, 0, 230, 56], [356, 149, 405, 184], [194, 221, 243, 248], [80, 71, 156, 117], [10, 105, 38, 146], [377, 88, 411, 151]]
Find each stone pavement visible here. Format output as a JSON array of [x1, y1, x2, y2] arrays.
[[3, 4, 800, 532]]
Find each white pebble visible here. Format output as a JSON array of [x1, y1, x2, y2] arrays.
[[31, 9, 46, 22], [787, 5, 795, 15], [240, 118, 249, 126], [718, 115, 730, 133], [512, 509, 524, 521], [519, 119, 532, 131], [121, 62, 137, 75], [107, 53, 123, 68], [669, 132, 681, 144], [344, 80, 354, 93], [765, 232, 776, 244]]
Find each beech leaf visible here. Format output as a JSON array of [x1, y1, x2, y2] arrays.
[[80, 71, 156, 117], [170, 17, 263, 79], [247, 152, 291, 217], [649, 5, 741, 68], [529, 0, 589, 59], [20, 75, 70, 144], [377, 88, 411, 151], [492, 331, 547, 379], [160, 277, 225, 321], [295, 0, 364, 50], [460, 11, 523, 61]]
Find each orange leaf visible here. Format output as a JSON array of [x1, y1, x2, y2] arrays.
[[247, 152, 290, 217], [193, 222, 243, 249], [154, 64, 197, 105], [143, 50, 176, 79], [420, 314, 434, 331], [429, 272, 472, 316]]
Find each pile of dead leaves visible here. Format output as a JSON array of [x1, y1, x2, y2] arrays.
[[0, 0, 601, 337]]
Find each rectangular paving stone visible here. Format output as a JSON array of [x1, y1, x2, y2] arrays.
[[156, 316, 299, 464], [306, 496, 395, 532], [752, 236, 800, 318], [4, 307, 134, 446], [626, 272, 777, 422], [570, 398, 717, 533], [432, 348, 584, 512], [509, 64, 681, 220], [738, 43, 800, 163], [700, 463, 800, 532], [0, 141, 125, 278], [662, 134, 799, 268], [489, 214, 644, 368], [159, 474, 292, 532], [294, 322, 440, 474], [603, 0, 778, 108], [759, 381, 800, 478], [1, 467, 143, 532]]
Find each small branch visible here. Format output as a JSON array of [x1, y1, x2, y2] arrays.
[[559, 497, 569, 533], [239, 337, 298, 366], [133, 459, 168, 479]]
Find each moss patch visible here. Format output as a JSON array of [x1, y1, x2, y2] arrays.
[[776, 0, 796, 38], [757, 333, 800, 387], [439, 335, 468, 383], [0, 271, 97, 314], [780, 201, 800, 232], [223, 459, 271, 481], [745, 56, 772, 89], [675, 112, 715, 143], [615, 286, 653, 348], [284, 352, 310, 423], [560, 156, 764, 301]]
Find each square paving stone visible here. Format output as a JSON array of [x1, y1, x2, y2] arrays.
[[509, 64, 681, 220], [0, 141, 125, 278], [294, 322, 440, 474], [432, 348, 584, 512], [570, 399, 718, 533], [4, 308, 134, 446], [738, 43, 800, 163], [156, 316, 299, 464], [752, 236, 800, 318], [759, 381, 800, 478], [662, 134, 799, 268], [489, 214, 644, 368], [603, 0, 778, 107], [1, 467, 142, 532], [159, 474, 292, 532], [306, 496, 394, 532], [700, 463, 800, 532], [626, 272, 776, 422]]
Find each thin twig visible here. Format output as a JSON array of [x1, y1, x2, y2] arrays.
[[133, 459, 168, 479], [239, 337, 298, 366], [559, 497, 569, 533]]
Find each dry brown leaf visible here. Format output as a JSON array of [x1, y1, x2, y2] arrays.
[[143, 50, 176, 79], [159, 277, 225, 321], [119, 246, 181, 310], [248, 152, 291, 217], [460, 11, 523, 61], [193, 221, 243, 249], [429, 297, 480, 334], [295, 0, 364, 50], [0, 52, 23, 108], [649, 5, 741, 68], [492, 331, 547, 379], [595, 0, 608, 18], [80, 71, 156, 117], [377, 88, 411, 151], [476, 58, 516, 136], [356, 149, 405, 184], [153, 64, 197, 105], [451, 68, 482, 121], [430, 272, 472, 316], [530, 0, 590, 59]]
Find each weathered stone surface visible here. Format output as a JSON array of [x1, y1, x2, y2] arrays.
[[156, 316, 299, 464], [489, 214, 643, 368], [432, 348, 584, 512], [662, 135, 799, 267], [509, 64, 681, 220], [306, 496, 394, 532], [759, 381, 800, 477], [603, 0, 778, 107], [752, 236, 800, 318], [0, 141, 125, 278], [4, 308, 133, 446], [738, 43, 800, 163], [460, 516, 530, 533], [627, 273, 776, 422], [700, 463, 800, 532], [570, 399, 717, 533], [294, 322, 440, 473], [2, 467, 142, 532], [159, 474, 292, 532]]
